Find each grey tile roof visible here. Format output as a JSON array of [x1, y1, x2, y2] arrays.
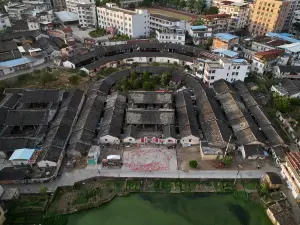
[[126, 109, 175, 125], [0, 93, 21, 109], [5, 109, 50, 126], [20, 89, 64, 104], [128, 91, 173, 104], [175, 91, 201, 138]]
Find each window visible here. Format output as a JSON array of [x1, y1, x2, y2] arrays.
[[210, 76, 215, 80], [227, 73, 229, 76], [232, 72, 235, 75], [212, 70, 216, 73], [235, 72, 239, 75], [105, 139, 108, 141], [129, 138, 132, 141], [189, 139, 192, 142]]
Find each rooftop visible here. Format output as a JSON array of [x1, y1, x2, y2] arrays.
[[0, 58, 31, 68], [126, 109, 175, 125], [9, 148, 35, 161], [213, 48, 238, 58], [128, 91, 173, 105], [255, 49, 285, 61], [202, 14, 231, 20], [150, 13, 180, 22], [214, 33, 239, 42], [54, 11, 79, 22], [267, 32, 300, 44]]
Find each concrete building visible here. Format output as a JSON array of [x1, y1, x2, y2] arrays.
[[281, 152, 300, 202], [66, 0, 94, 13], [97, 3, 150, 38], [155, 29, 185, 45], [273, 65, 300, 78], [77, 4, 97, 28], [212, 33, 239, 50], [202, 58, 250, 86], [87, 146, 100, 165], [119, 0, 143, 7], [52, 0, 66, 10], [8, 148, 37, 166], [201, 14, 231, 33], [291, 10, 300, 34], [261, 172, 283, 190], [188, 25, 212, 45], [252, 49, 286, 74], [237, 144, 267, 159], [219, 1, 249, 30], [0, 14, 11, 30], [150, 14, 186, 33], [271, 78, 300, 98], [248, 0, 291, 36], [266, 200, 297, 225]]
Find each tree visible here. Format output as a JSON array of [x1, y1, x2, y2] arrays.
[[204, 6, 219, 15], [68, 75, 80, 85], [151, 74, 161, 85], [143, 81, 153, 90], [78, 70, 88, 77], [194, 0, 205, 13], [128, 2, 135, 9], [143, 0, 152, 6], [40, 71, 56, 86], [40, 185, 47, 194], [130, 71, 138, 82], [189, 160, 198, 168], [179, 0, 186, 9], [95, 0, 101, 6], [187, 0, 196, 9], [222, 156, 233, 168], [161, 72, 171, 86], [194, 17, 204, 25], [142, 71, 150, 83], [273, 96, 291, 113], [133, 79, 142, 89]]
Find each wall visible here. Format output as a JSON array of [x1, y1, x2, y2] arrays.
[[63, 60, 75, 68], [11, 159, 29, 166], [180, 135, 200, 146], [99, 135, 120, 144], [123, 137, 136, 144], [37, 160, 57, 168]]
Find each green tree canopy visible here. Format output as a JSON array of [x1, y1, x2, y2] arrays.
[[189, 160, 198, 168], [143, 81, 153, 90], [204, 6, 219, 15], [179, 0, 187, 9], [40, 71, 57, 86], [273, 96, 291, 113], [40, 185, 47, 194]]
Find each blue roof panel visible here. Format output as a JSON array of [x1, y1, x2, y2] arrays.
[[266, 32, 300, 43], [213, 48, 238, 57], [0, 58, 32, 68], [232, 59, 245, 63], [191, 25, 208, 30], [9, 148, 35, 161], [214, 33, 239, 42]]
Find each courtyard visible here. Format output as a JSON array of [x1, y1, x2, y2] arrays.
[[122, 145, 178, 172]]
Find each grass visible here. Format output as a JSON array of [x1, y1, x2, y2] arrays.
[[89, 28, 107, 38], [142, 8, 192, 21]]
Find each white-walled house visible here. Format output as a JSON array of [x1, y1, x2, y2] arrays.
[[123, 125, 137, 144], [97, 3, 150, 38], [9, 148, 36, 166], [180, 135, 200, 146], [202, 58, 250, 86]]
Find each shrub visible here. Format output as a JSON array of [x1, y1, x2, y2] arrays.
[[189, 160, 198, 168], [68, 75, 80, 85], [40, 185, 47, 194], [78, 70, 88, 77]]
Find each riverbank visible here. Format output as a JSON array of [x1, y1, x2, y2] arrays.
[[5, 178, 262, 224]]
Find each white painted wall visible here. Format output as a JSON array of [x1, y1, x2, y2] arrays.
[[63, 60, 76, 68], [123, 137, 136, 144], [180, 135, 200, 146], [37, 160, 57, 168], [99, 135, 120, 144], [11, 159, 30, 166]]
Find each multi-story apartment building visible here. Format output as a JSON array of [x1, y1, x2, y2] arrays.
[[219, 1, 249, 30], [150, 14, 186, 33], [248, 0, 291, 36], [291, 10, 300, 34], [52, 0, 66, 11], [119, 0, 143, 7], [5, 2, 51, 20], [66, 0, 94, 13], [201, 14, 231, 33], [97, 3, 150, 38], [155, 29, 185, 45], [0, 14, 11, 30], [281, 152, 300, 202], [77, 4, 97, 28], [201, 58, 250, 86], [188, 25, 213, 45]]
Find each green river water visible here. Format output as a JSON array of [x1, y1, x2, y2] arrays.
[[66, 193, 272, 225]]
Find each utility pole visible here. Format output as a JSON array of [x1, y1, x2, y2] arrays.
[[223, 134, 232, 157], [233, 165, 242, 185]]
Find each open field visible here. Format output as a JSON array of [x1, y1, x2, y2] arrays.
[[142, 8, 193, 21]]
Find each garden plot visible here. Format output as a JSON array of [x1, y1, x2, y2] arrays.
[[122, 147, 177, 171]]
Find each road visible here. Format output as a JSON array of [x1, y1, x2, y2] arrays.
[[0, 61, 54, 81], [3, 168, 265, 193]]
